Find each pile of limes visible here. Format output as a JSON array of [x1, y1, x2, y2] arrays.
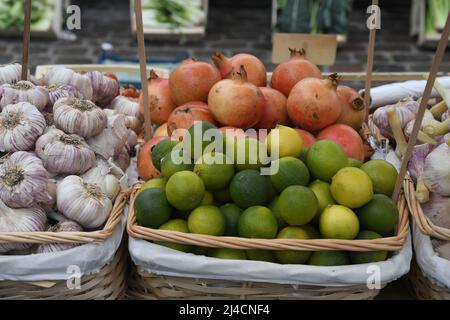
[[134, 121, 399, 266]]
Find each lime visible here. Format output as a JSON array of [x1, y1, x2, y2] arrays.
[[230, 170, 270, 209], [200, 191, 214, 205], [185, 121, 222, 160], [161, 149, 194, 179], [308, 251, 350, 266], [268, 196, 287, 229], [266, 176, 278, 201], [238, 206, 278, 239], [275, 227, 311, 264], [266, 125, 303, 158], [155, 219, 191, 252], [356, 194, 399, 236], [306, 140, 348, 182], [299, 147, 309, 163], [309, 180, 336, 223], [361, 160, 398, 196], [213, 187, 232, 204], [302, 225, 320, 239], [194, 152, 234, 191], [348, 158, 363, 168], [134, 188, 172, 228], [246, 250, 276, 262], [152, 139, 178, 171], [279, 186, 318, 226], [331, 167, 373, 208], [220, 203, 243, 236], [269, 157, 310, 192], [188, 205, 226, 236], [349, 231, 388, 264], [234, 137, 268, 171], [319, 205, 360, 240], [166, 171, 205, 211], [141, 177, 166, 191], [208, 248, 247, 260]]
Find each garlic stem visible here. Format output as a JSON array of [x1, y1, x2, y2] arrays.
[[416, 179, 430, 203], [424, 118, 450, 136], [430, 100, 448, 119], [417, 130, 437, 145], [434, 79, 450, 108], [388, 106, 408, 158]]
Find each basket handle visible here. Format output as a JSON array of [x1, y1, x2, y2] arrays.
[[21, 0, 31, 80]]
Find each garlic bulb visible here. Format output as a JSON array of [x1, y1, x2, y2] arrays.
[[422, 140, 450, 196], [45, 84, 82, 111], [0, 102, 46, 152], [0, 151, 50, 208], [409, 143, 435, 203], [435, 241, 450, 260], [443, 109, 450, 121], [113, 146, 131, 172], [86, 71, 120, 107], [53, 97, 107, 138], [0, 63, 22, 85], [421, 193, 450, 229], [104, 107, 141, 133], [35, 128, 95, 175], [0, 81, 48, 111], [82, 158, 121, 200], [109, 95, 140, 118], [36, 220, 83, 254], [0, 200, 47, 253], [57, 175, 112, 229], [126, 129, 138, 150], [87, 113, 128, 159], [40, 178, 57, 213], [404, 110, 438, 144], [44, 67, 93, 100]]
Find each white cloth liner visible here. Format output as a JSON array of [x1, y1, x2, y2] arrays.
[[412, 222, 450, 290], [0, 211, 126, 281]]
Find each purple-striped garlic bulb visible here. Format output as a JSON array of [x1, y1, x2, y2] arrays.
[[36, 220, 83, 254], [43, 67, 93, 100], [0, 80, 48, 111], [422, 140, 450, 197], [0, 63, 22, 85], [409, 143, 436, 203], [421, 193, 450, 229], [86, 71, 120, 107], [45, 84, 82, 111]]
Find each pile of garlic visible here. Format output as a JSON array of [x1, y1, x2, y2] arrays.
[[0, 64, 140, 254]]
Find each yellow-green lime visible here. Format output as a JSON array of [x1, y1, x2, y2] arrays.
[[300, 147, 309, 163], [246, 250, 276, 262], [275, 227, 311, 264], [361, 160, 398, 196], [309, 180, 336, 223], [349, 231, 388, 264], [266, 176, 277, 201], [194, 152, 234, 190], [302, 225, 320, 239], [356, 194, 399, 236], [306, 140, 348, 182], [279, 186, 318, 226], [161, 149, 194, 179], [188, 205, 225, 236], [234, 137, 268, 171], [141, 177, 166, 191], [319, 205, 360, 240], [269, 157, 310, 192], [268, 196, 287, 229], [166, 171, 205, 211], [230, 170, 270, 209], [152, 139, 178, 171], [348, 158, 363, 168], [238, 206, 278, 239], [134, 188, 172, 228], [220, 203, 243, 236], [200, 191, 214, 205], [331, 167, 373, 208], [308, 251, 350, 266], [266, 125, 303, 158], [208, 248, 247, 260], [155, 219, 191, 252]]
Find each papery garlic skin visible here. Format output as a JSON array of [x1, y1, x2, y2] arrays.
[[86, 71, 120, 107], [87, 114, 128, 159], [443, 110, 450, 122], [126, 129, 138, 150], [0, 200, 47, 253], [0, 63, 22, 85], [0, 81, 48, 111], [422, 141, 450, 197], [57, 175, 112, 229], [0, 151, 50, 208], [39, 178, 57, 213], [109, 95, 140, 118], [36, 220, 83, 254], [0, 102, 46, 152], [421, 193, 450, 229], [35, 128, 95, 175], [45, 84, 82, 111], [82, 158, 121, 200], [409, 143, 435, 203], [44, 67, 93, 100], [53, 97, 107, 138], [113, 146, 131, 172]]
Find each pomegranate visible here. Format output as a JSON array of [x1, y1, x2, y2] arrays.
[[219, 127, 247, 140], [139, 70, 176, 125], [255, 100, 277, 130], [271, 48, 322, 97], [287, 73, 342, 131], [259, 87, 289, 126], [335, 86, 367, 130], [169, 58, 221, 105], [294, 129, 316, 148], [208, 66, 265, 129], [167, 101, 217, 135], [137, 136, 168, 181], [212, 52, 267, 87], [154, 123, 169, 137], [317, 124, 365, 162]]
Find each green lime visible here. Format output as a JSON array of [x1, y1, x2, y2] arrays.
[[246, 250, 276, 262], [220, 203, 243, 236], [194, 152, 234, 191], [141, 177, 166, 191], [234, 137, 268, 171], [213, 187, 232, 204], [269, 157, 310, 193], [302, 225, 320, 239], [308, 251, 350, 266], [331, 167, 373, 209], [349, 231, 388, 264], [319, 205, 360, 240], [166, 171, 205, 211], [185, 121, 222, 161], [306, 140, 348, 182], [361, 160, 398, 196], [152, 139, 178, 171], [268, 196, 287, 229], [348, 158, 363, 168], [134, 188, 172, 228], [230, 170, 270, 209], [275, 227, 311, 264], [308, 180, 336, 223], [208, 248, 247, 260], [161, 149, 194, 179], [238, 206, 278, 239], [266, 176, 278, 201], [188, 205, 225, 236], [279, 186, 318, 226], [300, 147, 309, 163], [200, 191, 214, 205], [155, 219, 191, 252], [356, 194, 399, 236]]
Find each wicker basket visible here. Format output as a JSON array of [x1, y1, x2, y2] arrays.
[[409, 260, 450, 300], [405, 178, 450, 240]]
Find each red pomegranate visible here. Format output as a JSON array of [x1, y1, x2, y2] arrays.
[[137, 136, 168, 181], [317, 124, 365, 161], [259, 87, 289, 126], [335, 85, 367, 130], [166, 101, 217, 135]]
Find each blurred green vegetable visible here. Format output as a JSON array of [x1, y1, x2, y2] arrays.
[[426, 0, 450, 34], [0, 0, 53, 31], [142, 0, 204, 30]]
